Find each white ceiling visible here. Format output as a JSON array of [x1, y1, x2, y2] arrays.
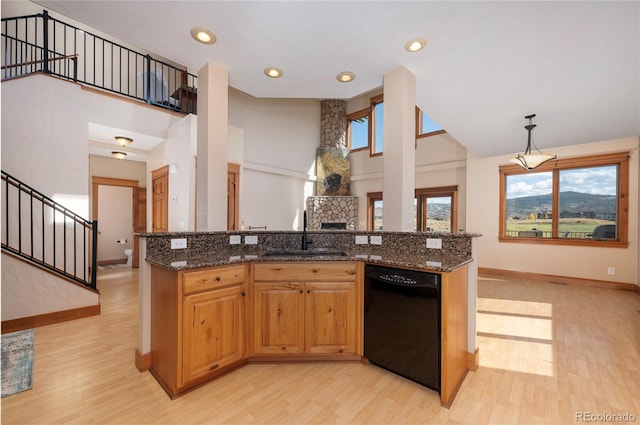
[[36, 1, 639, 158]]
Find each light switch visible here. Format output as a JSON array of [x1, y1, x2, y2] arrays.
[[244, 235, 258, 245], [370, 235, 382, 245], [229, 235, 241, 245], [355, 235, 368, 245]]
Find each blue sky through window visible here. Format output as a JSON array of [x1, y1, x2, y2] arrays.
[[421, 111, 443, 134], [507, 166, 617, 199]]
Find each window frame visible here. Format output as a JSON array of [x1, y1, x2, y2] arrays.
[[498, 151, 630, 247], [367, 191, 383, 230], [415, 107, 446, 140], [415, 185, 458, 232], [347, 108, 370, 152], [369, 94, 384, 157]]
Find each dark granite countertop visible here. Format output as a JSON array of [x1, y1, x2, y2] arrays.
[[145, 248, 472, 273]]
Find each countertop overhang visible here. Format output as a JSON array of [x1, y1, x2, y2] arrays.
[[145, 249, 472, 273]]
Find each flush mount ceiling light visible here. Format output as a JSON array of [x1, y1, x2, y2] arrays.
[[509, 114, 557, 171], [190, 27, 216, 45], [114, 136, 133, 147], [263, 66, 283, 78], [336, 71, 355, 83], [404, 37, 427, 52], [111, 151, 127, 160]]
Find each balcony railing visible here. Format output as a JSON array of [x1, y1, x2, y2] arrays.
[[1, 10, 197, 114]]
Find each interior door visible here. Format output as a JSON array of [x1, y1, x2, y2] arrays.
[[152, 166, 169, 232], [132, 187, 147, 268]]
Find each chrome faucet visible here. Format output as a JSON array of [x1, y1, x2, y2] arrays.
[[301, 210, 313, 250]]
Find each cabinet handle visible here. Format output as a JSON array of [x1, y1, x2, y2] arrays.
[[215, 276, 221, 282], [241, 291, 246, 296], [307, 289, 311, 294], [299, 289, 303, 294], [200, 319, 205, 324], [209, 363, 219, 371]]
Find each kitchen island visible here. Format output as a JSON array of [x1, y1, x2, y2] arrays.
[[136, 230, 480, 407]]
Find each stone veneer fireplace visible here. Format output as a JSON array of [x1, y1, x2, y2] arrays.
[[306, 100, 359, 230], [306, 196, 358, 230]]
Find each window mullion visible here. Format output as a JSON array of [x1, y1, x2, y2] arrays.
[[552, 170, 560, 238]]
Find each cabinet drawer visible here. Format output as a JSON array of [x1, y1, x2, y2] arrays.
[[182, 265, 245, 294], [253, 262, 356, 282]]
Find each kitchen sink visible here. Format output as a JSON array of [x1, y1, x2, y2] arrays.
[[262, 248, 347, 257]]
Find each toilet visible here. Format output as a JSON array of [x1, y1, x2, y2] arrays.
[[124, 248, 133, 266]]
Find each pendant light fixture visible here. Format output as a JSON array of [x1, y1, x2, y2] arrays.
[[111, 151, 127, 160], [509, 114, 557, 170]]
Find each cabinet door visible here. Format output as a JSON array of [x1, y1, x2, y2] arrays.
[[305, 282, 357, 354], [181, 285, 245, 385], [253, 282, 305, 354]]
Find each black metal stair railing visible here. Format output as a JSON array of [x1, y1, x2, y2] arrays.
[[1, 171, 98, 290], [1, 10, 197, 114]]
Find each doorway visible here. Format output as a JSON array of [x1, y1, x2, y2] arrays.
[[92, 177, 140, 267]]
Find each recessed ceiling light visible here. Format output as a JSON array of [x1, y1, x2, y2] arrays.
[[404, 37, 427, 52], [264, 67, 283, 78], [336, 71, 355, 83], [190, 27, 216, 45], [111, 151, 127, 160]]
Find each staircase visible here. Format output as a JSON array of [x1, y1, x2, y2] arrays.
[[1, 171, 98, 290]]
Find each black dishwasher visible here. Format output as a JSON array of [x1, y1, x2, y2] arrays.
[[364, 264, 441, 392]]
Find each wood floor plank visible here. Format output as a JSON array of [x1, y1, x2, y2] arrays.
[[1, 268, 639, 424]]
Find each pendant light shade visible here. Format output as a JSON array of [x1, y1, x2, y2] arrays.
[[111, 151, 127, 160], [509, 114, 557, 170]]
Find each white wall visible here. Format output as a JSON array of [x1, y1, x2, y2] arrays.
[[229, 88, 319, 230], [147, 114, 197, 232], [89, 155, 147, 184], [466, 137, 639, 285], [1, 254, 98, 321]]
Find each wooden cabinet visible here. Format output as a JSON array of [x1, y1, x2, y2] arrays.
[[440, 264, 469, 407], [252, 262, 362, 358], [181, 284, 245, 384], [150, 264, 248, 398]]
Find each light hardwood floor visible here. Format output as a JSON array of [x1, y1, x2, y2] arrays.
[[2, 268, 639, 424]]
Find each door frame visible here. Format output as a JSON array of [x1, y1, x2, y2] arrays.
[[91, 176, 140, 266]]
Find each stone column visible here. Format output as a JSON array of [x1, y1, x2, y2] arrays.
[[320, 99, 347, 148]]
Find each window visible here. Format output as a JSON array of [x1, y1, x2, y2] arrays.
[[499, 152, 629, 247], [415, 186, 458, 232], [367, 192, 383, 230], [415, 107, 445, 139], [347, 109, 369, 151], [370, 95, 384, 155]]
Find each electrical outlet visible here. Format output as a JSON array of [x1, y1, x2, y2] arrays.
[[229, 235, 241, 245], [170, 238, 187, 249], [607, 267, 616, 275], [370, 235, 382, 245], [244, 235, 258, 245], [355, 235, 369, 245], [426, 238, 442, 249]]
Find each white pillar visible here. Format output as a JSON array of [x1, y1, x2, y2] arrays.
[[382, 66, 416, 231], [196, 62, 229, 230]]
